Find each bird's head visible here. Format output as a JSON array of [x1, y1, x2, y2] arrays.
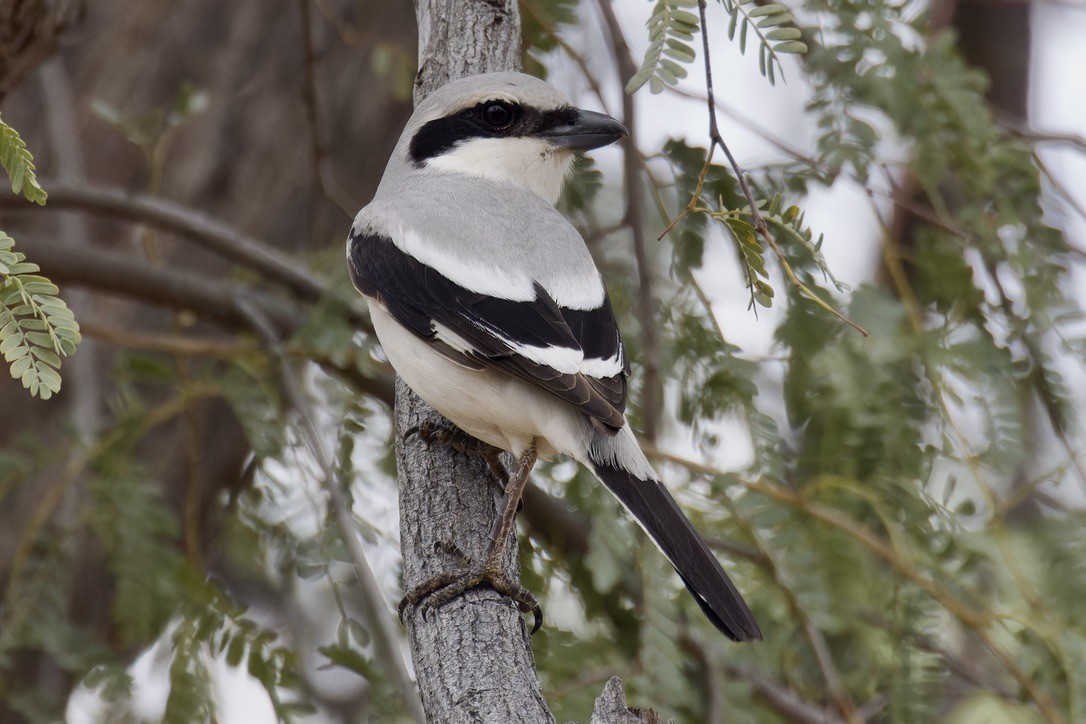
[[399, 73, 627, 205]]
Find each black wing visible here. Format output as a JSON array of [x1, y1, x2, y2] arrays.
[[349, 230, 627, 431]]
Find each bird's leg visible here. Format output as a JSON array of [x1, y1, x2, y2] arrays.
[[409, 420, 510, 494], [399, 440, 542, 633]]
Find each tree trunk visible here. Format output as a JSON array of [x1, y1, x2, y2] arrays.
[[395, 1, 554, 722]]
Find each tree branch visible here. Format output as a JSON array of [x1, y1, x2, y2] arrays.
[[0, 181, 372, 332], [12, 234, 395, 406], [14, 234, 299, 331], [296, 0, 357, 218], [395, 1, 553, 721]]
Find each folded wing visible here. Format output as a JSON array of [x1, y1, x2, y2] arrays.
[[349, 230, 628, 432]]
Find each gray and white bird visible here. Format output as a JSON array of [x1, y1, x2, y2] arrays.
[[347, 72, 761, 642]]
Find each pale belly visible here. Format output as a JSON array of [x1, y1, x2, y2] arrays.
[[368, 303, 590, 460]]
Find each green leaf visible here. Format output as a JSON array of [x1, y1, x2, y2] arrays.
[[766, 27, 802, 41], [775, 40, 807, 54], [0, 115, 47, 205], [748, 3, 786, 17], [318, 645, 377, 680], [0, 232, 80, 398]]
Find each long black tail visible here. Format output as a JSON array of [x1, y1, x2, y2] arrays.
[[588, 456, 762, 642]]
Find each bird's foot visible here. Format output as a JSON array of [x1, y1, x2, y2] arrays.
[[408, 421, 512, 499], [398, 556, 543, 635]]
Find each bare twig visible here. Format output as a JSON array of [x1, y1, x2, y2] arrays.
[[80, 321, 259, 358], [0, 181, 372, 331], [664, 84, 982, 254], [296, 0, 357, 218], [663, 1, 868, 337], [999, 114, 1086, 155], [722, 661, 845, 724], [13, 235, 395, 406], [234, 295, 425, 724]]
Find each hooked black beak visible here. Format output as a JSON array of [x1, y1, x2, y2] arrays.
[[541, 109, 628, 151]]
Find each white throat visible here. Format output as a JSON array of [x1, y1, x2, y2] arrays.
[[424, 137, 573, 205]]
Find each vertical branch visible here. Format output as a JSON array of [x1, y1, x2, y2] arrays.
[[595, 0, 662, 441], [40, 56, 104, 441], [396, 1, 553, 721], [297, 0, 355, 218]]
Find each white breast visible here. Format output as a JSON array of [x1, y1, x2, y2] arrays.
[[368, 303, 591, 459]]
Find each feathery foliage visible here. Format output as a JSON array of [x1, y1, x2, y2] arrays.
[[0, 114, 47, 205], [626, 0, 701, 94], [0, 117, 78, 400], [0, 232, 81, 399], [719, 0, 807, 84]]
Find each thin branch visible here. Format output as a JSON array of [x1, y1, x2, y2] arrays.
[[15, 234, 300, 331], [521, 0, 612, 116], [297, 0, 357, 218], [0, 181, 372, 332], [999, 114, 1086, 155], [595, 0, 663, 440], [678, 630, 725, 723], [234, 295, 425, 724], [80, 321, 260, 358], [663, 84, 981, 253], [722, 497, 855, 720], [722, 661, 845, 724], [14, 235, 395, 406], [664, 1, 868, 337]]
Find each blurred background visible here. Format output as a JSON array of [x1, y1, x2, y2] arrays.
[[1, 0, 1084, 722]]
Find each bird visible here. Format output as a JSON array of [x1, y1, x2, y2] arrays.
[[347, 72, 761, 642]]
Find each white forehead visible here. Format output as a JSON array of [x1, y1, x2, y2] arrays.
[[413, 72, 572, 122]]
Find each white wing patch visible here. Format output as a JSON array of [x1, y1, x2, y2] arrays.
[[398, 228, 537, 302], [578, 347, 625, 378]]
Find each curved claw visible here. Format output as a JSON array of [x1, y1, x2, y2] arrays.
[[399, 564, 543, 634], [527, 603, 543, 635]]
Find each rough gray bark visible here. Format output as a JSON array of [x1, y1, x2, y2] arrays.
[[396, 2, 553, 722], [591, 679, 673, 724], [398, 3, 670, 722]]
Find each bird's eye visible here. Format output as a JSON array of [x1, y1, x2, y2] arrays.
[[482, 102, 516, 130]]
